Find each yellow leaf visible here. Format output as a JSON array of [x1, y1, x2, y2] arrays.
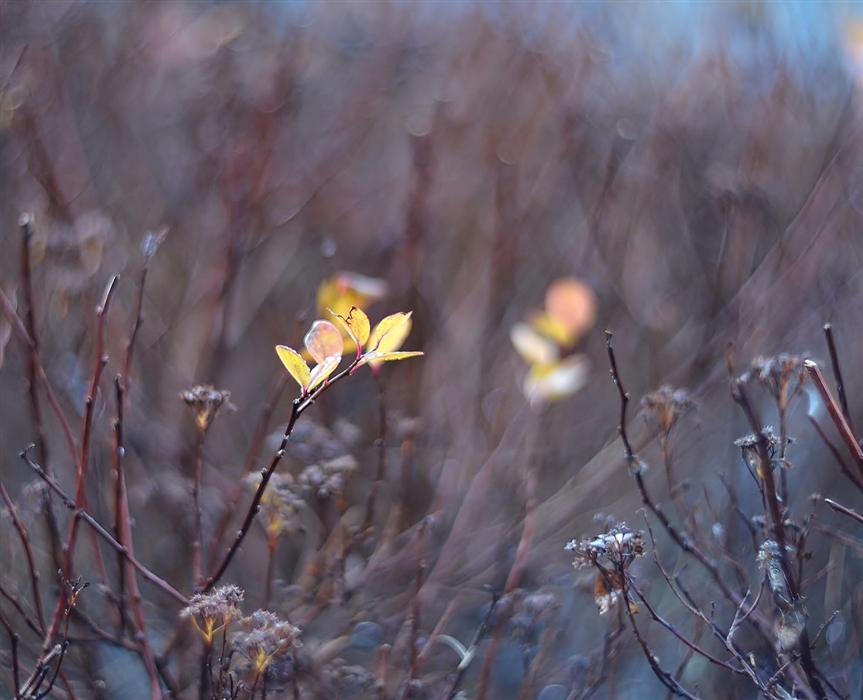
[[276, 345, 311, 394], [317, 272, 387, 319], [510, 322, 559, 366], [523, 355, 590, 408], [304, 320, 344, 366], [334, 306, 370, 350], [528, 311, 573, 347], [544, 278, 596, 341], [308, 355, 341, 392], [356, 350, 423, 370], [366, 312, 412, 353]]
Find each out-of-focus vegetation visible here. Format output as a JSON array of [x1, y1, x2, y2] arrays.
[[1, 1, 862, 698]]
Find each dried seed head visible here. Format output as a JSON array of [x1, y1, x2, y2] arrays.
[[738, 353, 809, 408], [232, 610, 301, 677], [245, 472, 306, 539], [180, 585, 245, 644], [181, 384, 234, 431], [640, 385, 695, 434]]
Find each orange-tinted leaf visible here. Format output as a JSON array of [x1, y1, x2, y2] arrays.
[[510, 322, 559, 366], [544, 278, 596, 340], [523, 355, 590, 408], [366, 312, 412, 352], [334, 306, 371, 350], [594, 571, 623, 615], [308, 355, 341, 392], [304, 320, 344, 365], [276, 345, 311, 394]]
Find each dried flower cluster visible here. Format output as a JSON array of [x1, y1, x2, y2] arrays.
[[181, 385, 235, 431], [566, 524, 646, 615], [734, 427, 794, 476], [738, 354, 809, 407], [640, 385, 695, 435], [232, 609, 302, 680], [245, 472, 306, 540], [299, 454, 358, 500], [180, 584, 244, 644]]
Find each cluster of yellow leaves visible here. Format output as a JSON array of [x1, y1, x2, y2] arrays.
[[316, 272, 387, 353], [510, 277, 596, 407], [276, 307, 421, 397]]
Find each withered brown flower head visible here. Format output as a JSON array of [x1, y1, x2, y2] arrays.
[[738, 353, 809, 407], [565, 523, 646, 570], [181, 384, 234, 431], [640, 385, 695, 434]]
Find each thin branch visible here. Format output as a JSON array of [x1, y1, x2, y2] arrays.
[[40, 275, 119, 659], [439, 589, 500, 700], [606, 333, 772, 644], [0, 609, 21, 696], [0, 286, 78, 462], [809, 417, 863, 494], [823, 498, 863, 526], [730, 348, 826, 700], [618, 567, 699, 699], [805, 360, 863, 476], [203, 357, 360, 591], [822, 324, 852, 430], [22, 449, 188, 606], [397, 520, 427, 700], [19, 213, 63, 571], [205, 373, 288, 574], [0, 481, 45, 633], [113, 377, 163, 699], [362, 373, 388, 533]]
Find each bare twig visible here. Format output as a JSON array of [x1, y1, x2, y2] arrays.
[[362, 372, 388, 533], [439, 588, 501, 700], [0, 286, 78, 463], [19, 214, 63, 571], [205, 373, 288, 573], [39, 276, 118, 663], [729, 348, 826, 700], [606, 333, 772, 643], [823, 498, 863, 526], [22, 448, 188, 606], [0, 481, 45, 633], [203, 358, 362, 592], [113, 377, 164, 699], [805, 360, 863, 476], [809, 417, 863, 493], [822, 324, 852, 430], [397, 520, 427, 700]]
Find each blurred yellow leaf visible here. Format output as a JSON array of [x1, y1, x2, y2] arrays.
[[510, 322, 559, 366], [276, 345, 311, 394], [334, 306, 371, 351], [528, 311, 573, 346], [523, 355, 589, 408], [304, 320, 344, 365], [317, 272, 387, 320], [544, 277, 596, 341]]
